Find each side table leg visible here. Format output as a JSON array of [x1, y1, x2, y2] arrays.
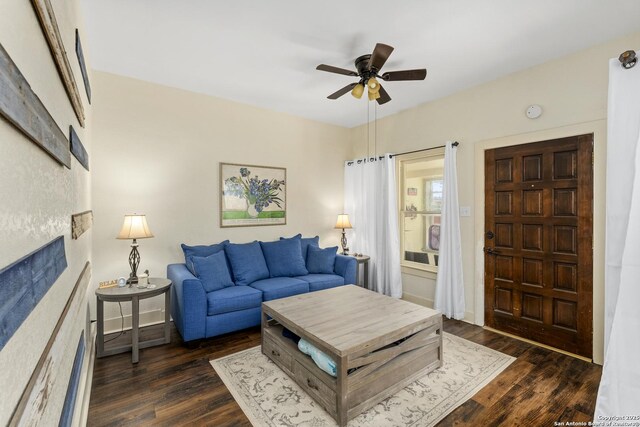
[[363, 261, 369, 289], [132, 295, 139, 363], [96, 297, 104, 357], [164, 288, 171, 344]]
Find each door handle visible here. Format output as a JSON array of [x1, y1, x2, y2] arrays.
[[486, 231, 495, 240], [483, 247, 499, 255]]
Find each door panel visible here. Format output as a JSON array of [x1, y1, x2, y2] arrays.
[[484, 134, 593, 358]]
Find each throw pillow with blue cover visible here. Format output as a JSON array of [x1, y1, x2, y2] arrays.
[[260, 239, 308, 277], [306, 245, 338, 274], [280, 234, 319, 260], [225, 241, 270, 285], [181, 240, 229, 275], [191, 251, 235, 292]]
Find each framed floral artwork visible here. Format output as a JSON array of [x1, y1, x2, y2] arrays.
[[220, 163, 286, 227]]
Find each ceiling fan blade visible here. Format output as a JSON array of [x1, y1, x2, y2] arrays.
[[327, 83, 358, 99], [367, 43, 394, 71], [376, 84, 391, 105], [381, 69, 427, 81], [316, 64, 359, 76]]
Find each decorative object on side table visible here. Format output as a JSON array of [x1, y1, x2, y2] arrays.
[[116, 214, 154, 286], [334, 214, 352, 255], [220, 163, 286, 227]]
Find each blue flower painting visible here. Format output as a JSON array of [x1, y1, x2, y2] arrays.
[[220, 163, 286, 227]]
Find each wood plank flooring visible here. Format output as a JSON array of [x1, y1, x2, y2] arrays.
[[88, 318, 602, 426]]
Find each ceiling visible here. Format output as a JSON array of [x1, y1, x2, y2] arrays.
[[81, 0, 640, 128]]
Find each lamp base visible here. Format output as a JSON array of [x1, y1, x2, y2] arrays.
[[340, 229, 349, 256], [127, 240, 141, 287]]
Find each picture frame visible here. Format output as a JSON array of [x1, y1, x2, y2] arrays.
[[220, 163, 286, 227]]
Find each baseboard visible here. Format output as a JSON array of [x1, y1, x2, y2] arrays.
[[103, 308, 166, 334], [402, 292, 475, 324], [402, 292, 434, 308], [73, 322, 96, 427]]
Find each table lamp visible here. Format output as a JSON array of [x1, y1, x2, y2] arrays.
[[334, 214, 352, 255], [117, 214, 154, 286]]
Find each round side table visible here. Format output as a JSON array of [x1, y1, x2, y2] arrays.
[[96, 277, 172, 363]]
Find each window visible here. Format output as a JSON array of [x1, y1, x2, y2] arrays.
[[397, 149, 445, 272]]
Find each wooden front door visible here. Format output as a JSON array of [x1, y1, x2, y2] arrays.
[[484, 134, 593, 358]]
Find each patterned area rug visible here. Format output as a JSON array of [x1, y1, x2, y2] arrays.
[[210, 332, 515, 426]]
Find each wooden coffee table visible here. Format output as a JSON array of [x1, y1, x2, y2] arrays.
[[261, 285, 442, 426]]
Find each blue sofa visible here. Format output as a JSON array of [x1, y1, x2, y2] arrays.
[[167, 234, 357, 342]]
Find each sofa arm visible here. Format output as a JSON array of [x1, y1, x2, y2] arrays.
[[334, 255, 357, 285], [167, 263, 207, 342]]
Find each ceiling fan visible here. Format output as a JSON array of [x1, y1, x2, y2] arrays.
[[316, 43, 427, 105]]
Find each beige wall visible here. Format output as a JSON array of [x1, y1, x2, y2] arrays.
[[0, 0, 93, 423], [351, 30, 640, 364], [90, 72, 351, 325]]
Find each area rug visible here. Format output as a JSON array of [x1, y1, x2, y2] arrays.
[[210, 332, 515, 426]]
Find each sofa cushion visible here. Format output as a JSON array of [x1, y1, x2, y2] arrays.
[[207, 285, 263, 316], [295, 274, 345, 292], [225, 241, 270, 286], [249, 277, 309, 301], [260, 239, 308, 277], [181, 241, 229, 275], [280, 234, 320, 261], [306, 246, 338, 274], [191, 251, 235, 292]]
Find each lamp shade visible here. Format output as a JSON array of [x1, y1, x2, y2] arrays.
[[367, 77, 380, 93], [117, 214, 154, 240], [334, 214, 352, 229], [351, 83, 364, 99]]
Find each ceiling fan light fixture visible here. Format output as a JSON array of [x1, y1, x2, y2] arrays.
[[367, 77, 381, 93], [368, 90, 381, 101], [351, 83, 365, 99]]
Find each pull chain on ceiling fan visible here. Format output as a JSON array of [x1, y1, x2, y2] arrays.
[[316, 43, 427, 105]]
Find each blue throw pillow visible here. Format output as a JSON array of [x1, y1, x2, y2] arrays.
[[191, 251, 235, 292], [306, 246, 338, 274], [280, 234, 320, 260], [181, 241, 229, 275], [224, 241, 270, 286], [260, 239, 308, 277]]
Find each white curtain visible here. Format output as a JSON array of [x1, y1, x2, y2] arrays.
[[434, 142, 465, 319], [595, 52, 640, 418], [344, 155, 402, 297]]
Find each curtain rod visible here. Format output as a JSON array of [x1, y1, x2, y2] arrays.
[[390, 141, 459, 158]]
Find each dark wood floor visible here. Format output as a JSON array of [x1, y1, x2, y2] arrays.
[[88, 319, 602, 426]]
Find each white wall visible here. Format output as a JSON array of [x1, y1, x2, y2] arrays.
[[350, 30, 640, 364], [0, 0, 93, 423], [90, 72, 351, 326]]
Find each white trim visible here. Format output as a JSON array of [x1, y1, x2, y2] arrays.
[[103, 308, 166, 334], [473, 119, 606, 364]]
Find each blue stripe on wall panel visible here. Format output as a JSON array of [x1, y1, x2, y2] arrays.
[[59, 331, 85, 427], [69, 126, 89, 171], [0, 236, 67, 351]]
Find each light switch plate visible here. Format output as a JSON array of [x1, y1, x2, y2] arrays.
[[460, 206, 471, 217]]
